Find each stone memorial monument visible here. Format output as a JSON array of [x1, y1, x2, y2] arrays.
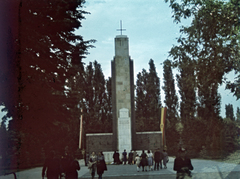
[[85, 23, 162, 162], [111, 32, 136, 151]]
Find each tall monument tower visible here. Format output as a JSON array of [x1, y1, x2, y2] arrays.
[[85, 23, 162, 158], [111, 29, 136, 152]]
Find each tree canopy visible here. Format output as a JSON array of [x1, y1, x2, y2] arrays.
[[165, 0, 240, 156], [0, 0, 95, 168]]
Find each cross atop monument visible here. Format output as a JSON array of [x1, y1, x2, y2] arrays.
[[117, 20, 126, 35]]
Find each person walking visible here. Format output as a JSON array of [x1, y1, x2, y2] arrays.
[[132, 150, 137, 164], [82, 149, 87, 166], [113, 151, 118, 164], [159, 149, 164, 169], [135, 154, 141, 172], [128, 150, 133, 165], [42, 150, 61, 179], [116, 151, 120, 164], [122, 149, 127, 165], [140, 150, 148, 172], [174, 148, 194, 179], [89, 152, 97, 179], [86, 152, 90, 166], [97, 152, 107, 179], [154, 148, 161, 170], [147, 150, 153, 171], [64, 154, 80, 179], [162, 149, 169, 169]]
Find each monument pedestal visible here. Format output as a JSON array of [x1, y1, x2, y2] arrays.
[[118, 108, 132, 153]]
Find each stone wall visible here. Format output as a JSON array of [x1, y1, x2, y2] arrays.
[[135, 131, 162, 151], [86, 133, 113, 152], [86, 131, 163, 153]]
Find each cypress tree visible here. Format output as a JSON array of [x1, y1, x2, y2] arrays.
[[162, 59, 179, 154], [135, 59, 161, 131]]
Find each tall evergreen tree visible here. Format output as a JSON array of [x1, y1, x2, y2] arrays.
[[162, 59, 179, 154], [83, 61, 109, 133], [162, 60, 179, 124], [146, 59, 161, 130], [176, 58, 196, 126], [104, 77, 113, 133], [237, 107, 240, 121], [225, 104, 235, 121], [135, 59, 161, 131], [135, 69, 148, 132]]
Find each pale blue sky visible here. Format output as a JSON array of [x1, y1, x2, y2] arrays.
[[0, 0, 239, 125]]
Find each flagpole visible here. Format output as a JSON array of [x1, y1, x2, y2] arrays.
[[79, 109, 83, 149], [160, 107, 167, 147]]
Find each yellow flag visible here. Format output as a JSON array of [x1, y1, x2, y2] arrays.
[[160, 107, 167, 146]]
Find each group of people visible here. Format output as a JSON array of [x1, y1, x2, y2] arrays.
[[87, 151, 107, 179], [112, 148, 194, 178], [42, 149, 80, 179], [42, 147, 193, 179], [113, 149, 169, 172]]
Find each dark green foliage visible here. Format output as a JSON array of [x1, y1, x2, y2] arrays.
[[176, 58, 196, 126], [136, 59, 161, 132], [105, 77, 113, 132], [0, 0, 95, 169], [166, 0, 240, 99], [162, 59, 179, 155], [165, 0, 240, 157], [136, 69, 148, 131], [225, 104, 235, 121], [82, 61, 112, 133], [237, 107, 240, 121], [226, 74, 240, 100]]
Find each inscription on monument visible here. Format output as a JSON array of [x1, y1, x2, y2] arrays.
[[119, 108, 129, 118], [118, 108, 132, 152]]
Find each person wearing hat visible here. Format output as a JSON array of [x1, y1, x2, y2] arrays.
[[173, 148, 193, 179]]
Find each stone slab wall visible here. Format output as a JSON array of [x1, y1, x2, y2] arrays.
[[135, 132, 162, 151], [86, 132, 162, 153], [86, 133, 113, 153]]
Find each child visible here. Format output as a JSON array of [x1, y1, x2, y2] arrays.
[[135, 154, 141, 172]]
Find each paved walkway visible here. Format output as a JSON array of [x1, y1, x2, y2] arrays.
[[1, 157, 240, 179]]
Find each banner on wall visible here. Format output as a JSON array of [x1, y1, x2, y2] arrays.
[[160, 107, 167, 147]]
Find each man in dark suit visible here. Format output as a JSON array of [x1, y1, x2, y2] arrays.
[[154, 148, 161, 170]]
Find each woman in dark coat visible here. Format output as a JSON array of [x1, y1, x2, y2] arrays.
[[65, 155, 80, 179], [97, 152, 107, 179], [140, 150, 148, 172], [42, 151, 61, 179], [113, 151, 118, 164]]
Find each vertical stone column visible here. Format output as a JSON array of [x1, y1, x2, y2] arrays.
[[111, 35, 136, 151]]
